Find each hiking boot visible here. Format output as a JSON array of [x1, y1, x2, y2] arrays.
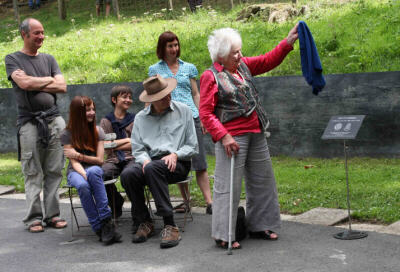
[[160, 225, 181, 249], [132, 222, 154, 243]]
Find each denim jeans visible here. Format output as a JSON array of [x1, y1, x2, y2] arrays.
[[67, 166, 111, 232]]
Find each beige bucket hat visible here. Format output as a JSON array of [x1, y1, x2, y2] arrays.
[[139, 74, 177, 103]]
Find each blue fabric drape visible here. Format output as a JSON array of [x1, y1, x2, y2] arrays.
[[298, 21, 326, 95]]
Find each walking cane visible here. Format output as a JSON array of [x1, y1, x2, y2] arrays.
[[227, 154, 235, 255]]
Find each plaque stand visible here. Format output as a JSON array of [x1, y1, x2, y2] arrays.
[[321, 115, 368, 240], [333, 140, 368, 240]]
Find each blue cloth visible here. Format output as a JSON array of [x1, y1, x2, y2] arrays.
[[67, 166, 111, 232], [298, 21, 326, 95], [105, 112, 135, 163], [148, 59, 199, 118]]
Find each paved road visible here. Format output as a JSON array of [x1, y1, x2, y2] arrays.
[[1, 198, 399, 272]]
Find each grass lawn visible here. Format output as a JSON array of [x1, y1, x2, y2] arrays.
[[0, 0, 399, 87], [1, 152, 399, 224]]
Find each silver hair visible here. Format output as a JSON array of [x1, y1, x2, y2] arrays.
[[19, 18, 32, 38], [207, 28, 242, 63]]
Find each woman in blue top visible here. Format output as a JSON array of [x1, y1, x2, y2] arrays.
[[148, 31, 212, 214]]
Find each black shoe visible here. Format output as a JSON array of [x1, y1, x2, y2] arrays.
[[113, 231, 123, 243], [101, 217, 116, 245], [173, 202, 190, 213], [206, 203, 212, 215], [95, 229, 102, 241]]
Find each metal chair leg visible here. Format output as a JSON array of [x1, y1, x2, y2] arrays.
[[112, 187, 116, 224], [145, 186, 154, 219], [69, 187, 74, 241]]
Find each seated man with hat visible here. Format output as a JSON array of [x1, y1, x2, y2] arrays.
[[121, 74, 198, 249]]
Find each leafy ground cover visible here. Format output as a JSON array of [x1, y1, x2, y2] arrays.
[[2, 152, 399, 224], [0, 0, 399, 88]]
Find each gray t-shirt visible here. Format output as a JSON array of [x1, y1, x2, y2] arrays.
[[5, 51, 62, 113], [60, 126, 105, 175]]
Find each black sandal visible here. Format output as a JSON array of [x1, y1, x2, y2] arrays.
[[46, 218, 67, 229], [29, 221, 44, 233], [249, 230, 278, 240], [215, 239, 241, 249], [173, 202, 190, 213]]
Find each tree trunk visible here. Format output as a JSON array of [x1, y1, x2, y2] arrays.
[[13, 0, 20, 24], [169, 0, 173, 10], [58, 0, 67, 20], [230, 0, 234, 9]]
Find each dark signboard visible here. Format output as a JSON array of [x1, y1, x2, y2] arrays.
[[321, 115, 365, 140]]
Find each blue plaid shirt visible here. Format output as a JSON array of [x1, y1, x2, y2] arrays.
[[148, 59, 199, 118]]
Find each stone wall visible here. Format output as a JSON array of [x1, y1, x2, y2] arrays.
[[1, 71, 399, 157]]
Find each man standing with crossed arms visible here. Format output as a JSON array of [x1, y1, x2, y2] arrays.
[[5, 18, 67, 233]]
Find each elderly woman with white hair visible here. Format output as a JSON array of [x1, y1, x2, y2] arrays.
[[199, 24, 298, 249]]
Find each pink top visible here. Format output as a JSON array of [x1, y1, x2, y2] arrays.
[[199, 39, 293, 142]]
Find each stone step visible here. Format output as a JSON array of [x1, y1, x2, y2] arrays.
[[0, 193, 25, 199], [286, 207, 349, 226], [0, 185, 15, 195], [386, 221, 400, 235], [334, 223, 386, 233]]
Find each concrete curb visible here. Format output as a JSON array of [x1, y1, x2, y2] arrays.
[[0, 185, 15, 195]]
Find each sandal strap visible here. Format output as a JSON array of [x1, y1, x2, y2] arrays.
[[51, 218, 66, 223], [30, 221, 43, 227], [29, 221, 44, 232]]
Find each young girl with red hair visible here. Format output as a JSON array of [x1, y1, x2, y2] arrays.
[[61, 95, 121, 244]]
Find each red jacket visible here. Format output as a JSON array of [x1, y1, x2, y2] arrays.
[[199, 39, 293, 142]]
